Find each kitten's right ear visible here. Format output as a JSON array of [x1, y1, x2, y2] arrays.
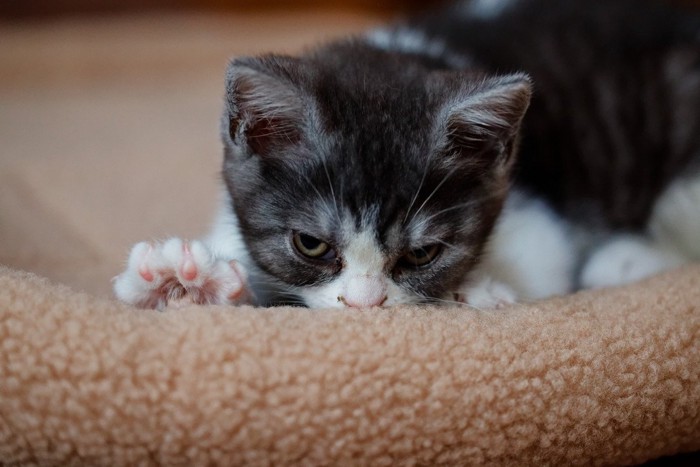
[[435, 73, 533, 171], [224, 56, 306, 158]]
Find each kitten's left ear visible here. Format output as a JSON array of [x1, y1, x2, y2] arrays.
[[436, 73, 533, 169], [224, 55, 308, 158]]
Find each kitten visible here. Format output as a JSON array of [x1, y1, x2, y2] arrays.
[[114, 0, 700, 310]]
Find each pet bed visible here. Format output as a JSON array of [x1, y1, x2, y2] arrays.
[[1, 265, 698, 465]]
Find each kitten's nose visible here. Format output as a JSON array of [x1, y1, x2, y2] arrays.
[[342, 275, 388, 308]]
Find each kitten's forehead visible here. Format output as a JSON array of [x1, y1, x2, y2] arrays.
[[308, 55, 438, 137], [337, 203, 382, 246], [342, 228, 386, 273], [304, 196, 398, 252]]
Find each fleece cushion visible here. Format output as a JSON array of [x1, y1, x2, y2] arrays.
[[1, 265, 699, 465]]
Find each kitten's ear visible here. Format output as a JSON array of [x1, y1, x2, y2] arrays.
[[224, 56, 307, 158], [438, 73, 532, 168]]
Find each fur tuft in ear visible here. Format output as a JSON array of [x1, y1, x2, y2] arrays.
[[440, 73, 532, 166], [225, 56, 306, 158]]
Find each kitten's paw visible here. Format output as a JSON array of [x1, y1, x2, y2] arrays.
[[457, 277, 518, 309], [113, 238, 252, 310], [580, 236, 685, 289]]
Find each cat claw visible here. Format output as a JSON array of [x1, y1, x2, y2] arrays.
[[114, 238, 252, 310]]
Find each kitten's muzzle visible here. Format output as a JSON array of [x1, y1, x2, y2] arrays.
[[338, 275, 388, 308]]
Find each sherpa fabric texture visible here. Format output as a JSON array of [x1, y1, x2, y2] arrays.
[[1, 265, 699, 466]]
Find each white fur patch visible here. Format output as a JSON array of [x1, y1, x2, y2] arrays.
[[338, 231, 389, 307], [205, 188, 251, 266], [343, 229, 386, 275], [649, 173, 700, 259], [366, 27, 472, 68], [205, 187, 287, 304], [466, 190, 576, 300], [461, 0, 516, 19]]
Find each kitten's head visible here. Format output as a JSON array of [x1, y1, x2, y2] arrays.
[[221, 44, 531, 307]]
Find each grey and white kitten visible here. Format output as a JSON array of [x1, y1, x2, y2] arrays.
[[114, 0, 700, 310]]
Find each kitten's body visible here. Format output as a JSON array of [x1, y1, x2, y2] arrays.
[[115, 0, 700, 309]]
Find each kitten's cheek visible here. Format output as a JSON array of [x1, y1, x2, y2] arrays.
[[340, 275, 388, 308]]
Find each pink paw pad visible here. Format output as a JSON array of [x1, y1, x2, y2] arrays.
[[137, 245, 155, 282], [180, 242, 198, 282], [114, 238, 252, 310]]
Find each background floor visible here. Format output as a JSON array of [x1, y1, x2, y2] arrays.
[[0, 11, 383, 296]]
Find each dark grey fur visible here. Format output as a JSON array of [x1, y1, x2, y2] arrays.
[[220, 0, 700, 303], [415, 0, 700, 228]]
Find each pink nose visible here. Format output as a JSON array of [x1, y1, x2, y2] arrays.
[[342, 275, 387, 308]]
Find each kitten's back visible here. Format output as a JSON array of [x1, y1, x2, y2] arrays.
[[413, 0, 700, 228]]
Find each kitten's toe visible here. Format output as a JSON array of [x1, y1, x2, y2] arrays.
[[218, 260, 251, 303], [130, 242, 156, 282], [460, 277, 518, 309], [161, 238, 211, 286], [580, 236, 685, 289], [113, 241, 168, 309]]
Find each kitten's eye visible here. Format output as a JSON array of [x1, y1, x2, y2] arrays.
[[400, 244, 442, 268], [292, 232, 335, 259]]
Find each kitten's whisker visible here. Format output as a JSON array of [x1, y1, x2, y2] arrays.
[[414, 200, 480, 226], [430, 298, 464, 306], [422, 236, 459, 250], [418, 190, 505, 225], [250, 281, 298, 293], [249, 275, 307, 302], [406, 289, 483, 311], [407, 166, 459, 226], [320, 157, 342, 225], [250, 285, 304, 304], [427, 297, 477, 309], [298, 172, 337, 223], [250, 286, 298, 296], [402, 161, 430, 225]]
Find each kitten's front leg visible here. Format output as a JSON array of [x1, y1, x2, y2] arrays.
[[113, 238, 252, 310], [454, 191, 577, 309]]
